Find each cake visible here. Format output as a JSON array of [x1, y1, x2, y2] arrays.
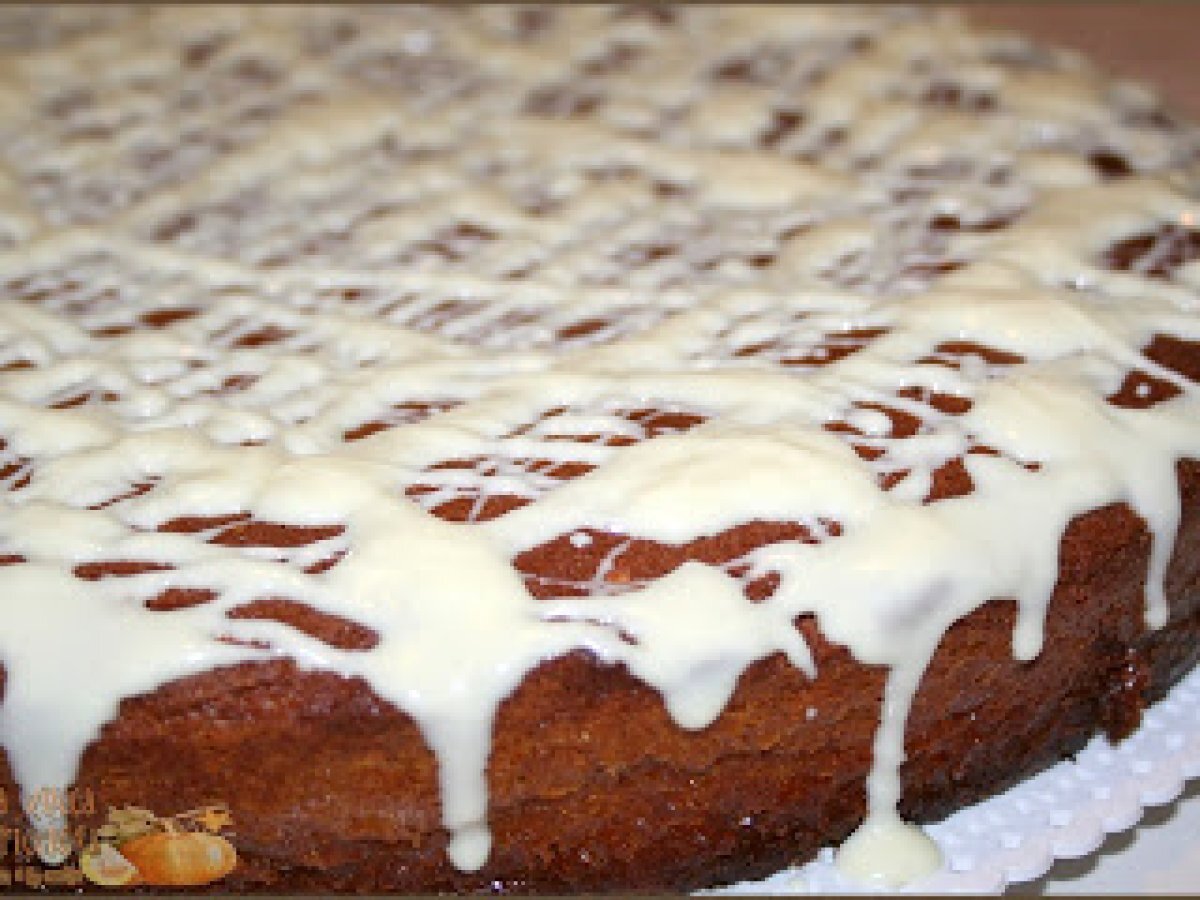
[[0, 4, 1198, 892]]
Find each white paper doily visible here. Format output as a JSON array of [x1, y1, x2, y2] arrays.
[[713, 663, 1200, 895]]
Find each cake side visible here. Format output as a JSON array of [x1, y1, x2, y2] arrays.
[[0, 459, 1192, 892]]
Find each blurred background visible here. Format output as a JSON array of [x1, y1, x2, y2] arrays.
[[966, 3, 1199, 118]]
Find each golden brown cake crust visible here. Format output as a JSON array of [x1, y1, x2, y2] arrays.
[[0, 459, 1189, 892]]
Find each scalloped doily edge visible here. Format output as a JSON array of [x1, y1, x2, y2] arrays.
[[711, 662, 1200, 895]]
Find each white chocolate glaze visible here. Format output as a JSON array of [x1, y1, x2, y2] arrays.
[[0, 4, 1198, 886]]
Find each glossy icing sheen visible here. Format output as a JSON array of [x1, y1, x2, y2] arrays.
[[0, 4, 1198, 885]]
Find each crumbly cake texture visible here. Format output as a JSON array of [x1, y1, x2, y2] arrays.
[[0, 3, 1199, 891]]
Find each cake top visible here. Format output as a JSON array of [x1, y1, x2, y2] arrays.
[[0, 4, 1198, 882]]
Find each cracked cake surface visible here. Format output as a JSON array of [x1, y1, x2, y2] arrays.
[[0, 4, 1198, 891]]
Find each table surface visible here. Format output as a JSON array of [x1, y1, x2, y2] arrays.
[[961, 5, 1200, 895]]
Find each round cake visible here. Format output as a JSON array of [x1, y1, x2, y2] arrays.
[[0, 4, 1197, 892]]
